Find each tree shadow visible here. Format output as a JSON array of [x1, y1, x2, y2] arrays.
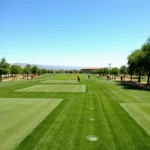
[[114, 80, 150, 91]]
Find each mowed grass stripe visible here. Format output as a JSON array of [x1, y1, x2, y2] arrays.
[[15, 94, 82, 150], [15, 85, 86, 92], [33, 96, 78, 150], [16, 76, 150, 150], [55, 74, 86, 80], [74, 83, 116, 150], [94, 79, 139, 103], [90, 83, 116, 150], [0, 98, 63, 150], [41, 80, 78, 83], [15, 81, 118, 150], [120, 103, 150, 136], [113, 81, 150, 103], [46, 95, 85, 150], [0, 74, 150, 150], [93, 78, 150, 149]]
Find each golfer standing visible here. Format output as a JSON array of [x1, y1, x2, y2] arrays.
[[31, 74, 34, 82], [77, 75, 80, 82], [107, 75, 109, 83]]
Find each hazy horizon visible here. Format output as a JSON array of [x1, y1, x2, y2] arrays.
[[12, 62, 101, 70]]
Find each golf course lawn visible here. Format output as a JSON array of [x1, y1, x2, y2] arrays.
[[15, 85, 86, 92], [55, 74, 86, 80], [0, 98, 63, 150], [120, 103, 150, 136], [41, 80, 78, 83], [0, 74, 150, 150]]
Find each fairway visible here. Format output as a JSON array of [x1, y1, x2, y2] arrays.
[[16, 85, 86, 92], [0, 98, 63, 150], [41, 80, 78, 83], [0, 74, 150, 150], [55, 74, 86, 80], [120, 103, 150, 136], [2, 0, 150, 149]]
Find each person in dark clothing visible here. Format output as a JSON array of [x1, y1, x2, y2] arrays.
[[77, 76, 80, 82], [121, 76, 123, 81], [107, 75, 110, 82]]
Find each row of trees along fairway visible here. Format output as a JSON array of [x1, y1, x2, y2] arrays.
[[91, 67, 120, 79], [0, 58, 82, 82], [128, 37, 150, 85], [0, 58, 53, 82], [91, 63, 147, 84]]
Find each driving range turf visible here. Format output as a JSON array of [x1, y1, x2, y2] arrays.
[[15, 85, 86, 92], [0, 74, 150, 150], [0, 98, 63, 150], [40, 80, 79, 83]]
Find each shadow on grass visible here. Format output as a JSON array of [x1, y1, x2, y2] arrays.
[[114, 80, 150, 91]]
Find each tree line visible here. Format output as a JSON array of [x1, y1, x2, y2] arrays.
[[128, 37, 150, 85], [90, 37, 150, 85], [1, 37, 150, 84], [0, 58, 82, 82], [0, 58, 53, 82]]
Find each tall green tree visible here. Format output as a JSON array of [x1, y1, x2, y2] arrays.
[[73, 70, 78, 73], [41, 68, 47, 74], [111, 67, 119, 79], [69, 70, 73, 73], [127, 66, 134, 82], [128, 52, 136, 82], [32, 65, 39, 76], [23, 64, 32, 80], [98, 68, 104, 76], [120, 65, 128, 81], [37, 69, 42, 76], [91, 70, 99, 74], [127, 49, 144, 82], [10, 65, 22, 80], [0, 57, 10, 82], [141, 37, 150, 85], [104, 68, 110, 76], [47, 70, 53, 74]]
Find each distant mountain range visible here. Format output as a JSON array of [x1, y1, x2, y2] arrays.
[[12, 63, 83, 70]]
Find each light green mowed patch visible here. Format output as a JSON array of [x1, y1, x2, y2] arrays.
[[16, 85, 86, 92], [120, 103, 150, 136], [55, 74, 85, 80], [0, 98, 63, 150], [41, 80, 78, 83]]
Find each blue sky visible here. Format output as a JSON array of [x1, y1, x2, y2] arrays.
[[0, 0, 150, 68]]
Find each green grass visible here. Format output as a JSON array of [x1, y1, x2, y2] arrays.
[[55, 74, 86, 80], [15, 85, 86, 92], [120, 103, 150, 136], [41, 80, 78, 83], [0, 74, 150, 150], [125, 75, 148, 83], [0, 98, 63, 150]]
